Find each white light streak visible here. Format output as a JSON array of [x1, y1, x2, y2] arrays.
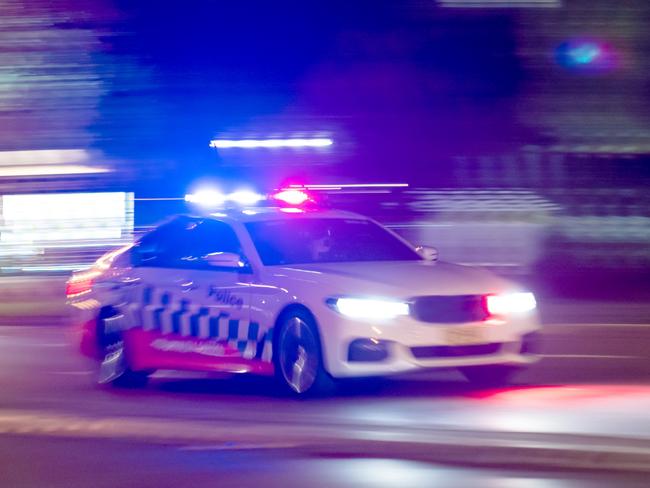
[[209, 138, 333, 149], [0, 165, 109, 177], [0, 192, 132, 272], [0, 149, 89, 166]]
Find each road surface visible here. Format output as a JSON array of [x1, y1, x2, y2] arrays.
[[2, 435, 648, 488], [0, 307, 649, 486]]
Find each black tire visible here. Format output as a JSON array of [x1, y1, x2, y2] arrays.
[[460, 365, 521, 387], [273, 308, 335, 397], [96, 315, 150, 389]]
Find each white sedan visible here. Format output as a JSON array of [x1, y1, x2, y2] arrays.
[[68, 202, 540, 395]]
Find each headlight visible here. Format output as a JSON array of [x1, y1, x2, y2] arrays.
[[486, 292, 536, 316], [328, 297, 410, 320]]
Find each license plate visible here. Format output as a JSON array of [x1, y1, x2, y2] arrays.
[[444, 326, 486, 345]]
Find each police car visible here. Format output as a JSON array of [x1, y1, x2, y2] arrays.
[[68, 188, 540, 395]]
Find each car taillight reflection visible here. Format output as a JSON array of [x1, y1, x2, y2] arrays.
[[66, 270, 101, 298]]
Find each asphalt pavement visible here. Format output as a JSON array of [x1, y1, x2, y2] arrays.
[[1, 279, 650, 486], [2, 435, 649, 488], [0, 305, 649, 486]]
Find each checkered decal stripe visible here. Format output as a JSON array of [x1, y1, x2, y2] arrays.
[[124, 286, 273, 361]]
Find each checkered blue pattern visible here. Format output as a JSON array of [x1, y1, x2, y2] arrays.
[[123, 286, 273, 361]]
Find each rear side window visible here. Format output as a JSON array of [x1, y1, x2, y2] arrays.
[[177, 219, 243, 269], [135, 218, 191, 268], [135, 218, 243, 270]]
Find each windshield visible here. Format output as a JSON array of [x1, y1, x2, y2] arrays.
[[246, 218, 421, 266]]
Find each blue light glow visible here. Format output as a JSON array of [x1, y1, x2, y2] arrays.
[[555, 39, 617, 72], [185, 189, 264, 207], [568, 43, 601, 65]]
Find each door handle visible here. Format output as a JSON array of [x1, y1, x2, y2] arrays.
[[109, 278, 140, 291], [178, 280, 199, 292]]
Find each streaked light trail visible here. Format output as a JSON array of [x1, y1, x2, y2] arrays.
[[209, 138, 333, 149]]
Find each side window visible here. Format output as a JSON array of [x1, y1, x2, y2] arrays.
[[134, 218, 192, 268], [178, 219, 244, 270], [134, 218, 243, 270]]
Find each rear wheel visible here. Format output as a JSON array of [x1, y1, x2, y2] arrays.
[[274, 309, 334, 396], [96, 315, 149, 389], [460, 365, 521, 387]]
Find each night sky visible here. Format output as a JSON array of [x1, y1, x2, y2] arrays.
[[91, 1, 528, 189], [2, 1, 648, 193]]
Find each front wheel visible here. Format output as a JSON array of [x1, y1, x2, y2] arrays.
[[459, 365, 521, 387], [274, 310, 334, 396]]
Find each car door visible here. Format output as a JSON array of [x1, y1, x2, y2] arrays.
[[175, 218, 256, 361], [124, 217, 254, 369]]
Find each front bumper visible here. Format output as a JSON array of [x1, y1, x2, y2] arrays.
[[316, 305, 541, 378]]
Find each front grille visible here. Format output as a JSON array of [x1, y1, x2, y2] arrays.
[[410, 295, 488, 323], [411, 343, 501, 359]]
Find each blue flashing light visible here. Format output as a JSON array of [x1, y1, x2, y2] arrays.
[[185, 188, 265, 208]]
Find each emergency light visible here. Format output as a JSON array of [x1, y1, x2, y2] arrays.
[[184, 187, 315, 209], [270, 189, 311, 206]]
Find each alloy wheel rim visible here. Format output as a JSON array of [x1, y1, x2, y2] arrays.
[[279, 317, 319, 393]]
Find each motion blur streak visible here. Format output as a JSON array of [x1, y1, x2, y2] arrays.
[[0, 150, 90, 166], [0, 193, 133, 273], [0, 1, 648, 485], [0, 165, 109, 177], [209, 138, 333, 149]]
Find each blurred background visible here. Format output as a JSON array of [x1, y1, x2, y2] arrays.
[[1, 3, 650, 485], [0, 0, 648, 293]]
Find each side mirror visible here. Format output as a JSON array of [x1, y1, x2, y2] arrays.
[[204, 252, 246, 269], [415, 245, 438, 262]]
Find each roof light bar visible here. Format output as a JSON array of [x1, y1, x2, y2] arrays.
[[228, 190, 265, 205], [185, 190, 226, 207], [271, 189, 311, 206], [185, 189, 265, 207], [209, 138, 333, 149], [290, 183, 409, 190]]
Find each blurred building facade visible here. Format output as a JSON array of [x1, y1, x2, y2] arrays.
[[0, 0, 648, 276]]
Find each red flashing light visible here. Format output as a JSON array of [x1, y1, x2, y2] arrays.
[[485, 293, 537, 316], [271, 189, 311, 206]]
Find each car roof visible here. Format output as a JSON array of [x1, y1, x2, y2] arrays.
[[199, 207, 369, 224]]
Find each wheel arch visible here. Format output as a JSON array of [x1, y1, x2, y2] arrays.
[[272, 303, 328, 368]]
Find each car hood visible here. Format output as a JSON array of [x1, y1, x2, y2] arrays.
[[269, 260, 517, 298]]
